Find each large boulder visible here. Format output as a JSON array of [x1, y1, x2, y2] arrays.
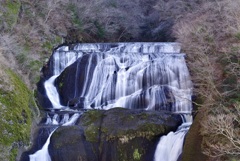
[[55, 53, 98, 107], [181, 112, 209, 161], [49, 108, 182, 161]]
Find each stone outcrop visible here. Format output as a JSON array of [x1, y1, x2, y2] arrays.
[[181, 112, 208, 161], [48, 108, 182, 161]]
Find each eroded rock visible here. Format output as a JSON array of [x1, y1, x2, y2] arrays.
[[49, 108, 182, 161]]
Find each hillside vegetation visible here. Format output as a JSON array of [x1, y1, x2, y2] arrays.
[[0, 51, 37, 161], [0, 0, 239, 160], [173, 1, 240, 160]]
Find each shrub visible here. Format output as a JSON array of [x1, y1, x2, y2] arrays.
[[173, 0, 240, 159]]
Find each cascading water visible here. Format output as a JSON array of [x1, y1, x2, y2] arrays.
[[154, 122, 192, 161], [29, 113, 80, 161], [31, 42, 192, 161], [29, 129, 56, 161], [48, 43, 192, 111]]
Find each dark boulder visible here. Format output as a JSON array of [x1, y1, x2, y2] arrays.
[[36, 78, 53, 109], [49, 108, 182, 161], [55, 53, 99, 107], [181, 112, 208, 161], [49, 126, 98, 161]]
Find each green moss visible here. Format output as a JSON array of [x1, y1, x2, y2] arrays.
[[42, 41, 52, 51], [235, 32, 240, 40], [112, 123, 163, 142], [59, 82, 64, 88], [53, 126, 81, 149], [137, 113, 149, 119], [41, 36, 62, 54], [2, 0, 21, 30], [138, 123, 164, 138], [16, 53, 28, 67], [81, 110, 106, 142], [55, 36, 62, 44], [84, 124, 99, 142], [133, 149, 141, 160], [27, 60, 42, 83], [81, 110, 104, 126], [117, 139, 145, 161], [6, 1, 19, 14], [0, 69, 34, 160], [111, 113, 164, 141], [9, 147, 18, 161], [229, 157, 240, 161], [106, 121, 164, 142], [101, 127, 108, 133]]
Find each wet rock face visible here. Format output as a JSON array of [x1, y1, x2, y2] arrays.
[[36, 78, 53, 109], [49, 108, 182, 161], [49, 126, 98, 161], [20, 127, 55, 161], [38, 43, 191, 112], [34, 43, 191, 161], [55, 54, 99, 107]]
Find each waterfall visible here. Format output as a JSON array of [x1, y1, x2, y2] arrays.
[[29, 129, 56, 161], [154, 122, 192, 161], [44, 75, 62, 109], [34, 42, 192, 161], [29, 113, 80, 161], [44, 43, 192, 112]]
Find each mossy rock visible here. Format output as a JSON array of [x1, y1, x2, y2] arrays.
[[49, 126, 98, 161], [48, 108, 181, 161], [51, 126, 82, 149], [0, 68, 35, 161], [79, 108, 181, 143], [80, 109, 105, 142], [181, 112, 208, 161]]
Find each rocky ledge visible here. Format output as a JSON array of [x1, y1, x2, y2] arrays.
[[48, 108, 182, 161]]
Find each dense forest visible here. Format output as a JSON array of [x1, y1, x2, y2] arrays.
[[0, 0, 239, 160]]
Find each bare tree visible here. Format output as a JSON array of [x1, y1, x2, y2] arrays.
[[173, 0, 240, 159], [201, 103, 240, 157]]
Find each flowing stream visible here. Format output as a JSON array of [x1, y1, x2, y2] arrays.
[[30, 43, 192, 161]]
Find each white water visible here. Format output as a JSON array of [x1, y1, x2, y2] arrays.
[[29, 113, 80, 161], [39, 43, 192, 161], [154, 122, 192, 161], [87, 54, 191, 111], [29, 129, 56, 161], [44, 43, 192, 113], [44, 76, 62, 109], [44, 50, 83, 109]]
